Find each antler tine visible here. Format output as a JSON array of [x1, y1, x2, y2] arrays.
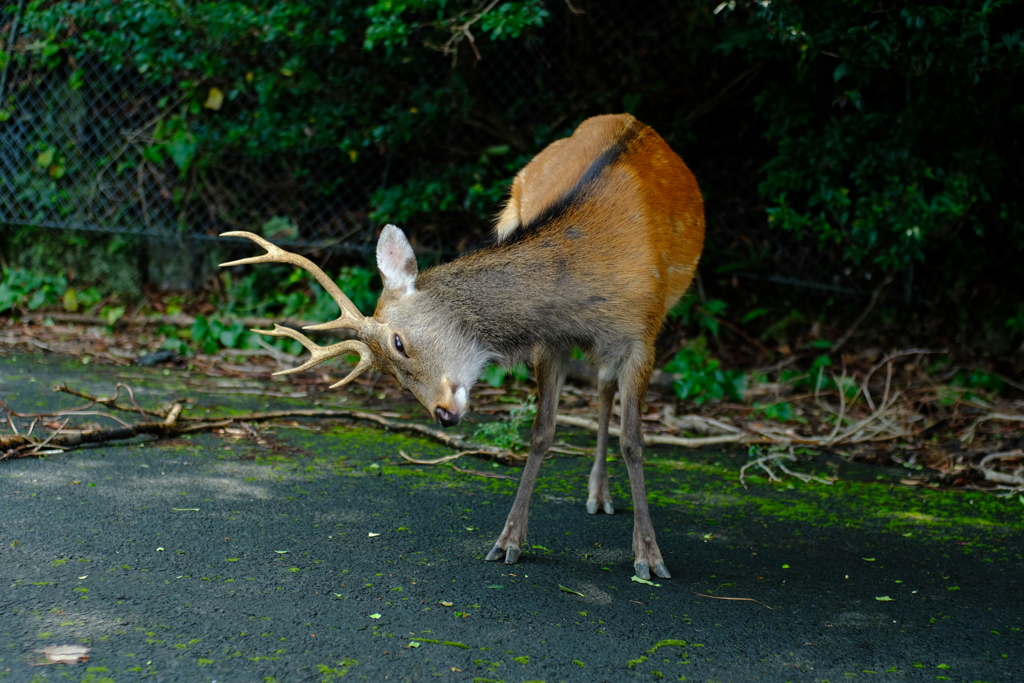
[[220, 231, 365, 330], [254, 324, 374, 387]]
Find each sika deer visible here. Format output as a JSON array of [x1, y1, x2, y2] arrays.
[[220, 113, 704, 579]]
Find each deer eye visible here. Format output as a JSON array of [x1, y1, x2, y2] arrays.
[[393, 333, 408, 358]]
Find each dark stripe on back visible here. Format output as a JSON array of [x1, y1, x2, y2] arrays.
[[499, 122, 641, 246]]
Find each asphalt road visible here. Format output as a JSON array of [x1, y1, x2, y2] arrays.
[[1, 352, 1022, 682]]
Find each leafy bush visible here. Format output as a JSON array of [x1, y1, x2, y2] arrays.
[[720, 0, 1024, 272], [0, 268, 67, 313], [664, 339, 747, 405]]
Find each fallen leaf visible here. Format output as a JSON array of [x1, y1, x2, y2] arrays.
[[558, 584, 585, 596], [440, 601, 453, 606], [369, 613, 381, 619], [368, 532, 380, 537], [36, 645, 90, 665], [875, 596, 895, 601], [406, 641, 421, 648], [631, 575, 661, 587]]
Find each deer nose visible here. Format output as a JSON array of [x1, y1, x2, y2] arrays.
[[435, 406, 459, 427]]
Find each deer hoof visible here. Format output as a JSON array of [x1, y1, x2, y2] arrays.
[[634, 559, 651, 580], [585, 497, 614, 515], [485, 542, 520, 564], [652, 560, 672, 579]]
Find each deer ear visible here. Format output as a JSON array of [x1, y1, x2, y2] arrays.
[[376, 224, 418, 295]]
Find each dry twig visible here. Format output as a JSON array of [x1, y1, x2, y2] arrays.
[[960, 413, 1024, 445], [694, 593, 772, 609]]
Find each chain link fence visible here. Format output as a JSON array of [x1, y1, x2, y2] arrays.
[[0, 57, 389, 253]]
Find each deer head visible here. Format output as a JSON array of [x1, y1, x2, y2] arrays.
[[220, 227, 488, 426]]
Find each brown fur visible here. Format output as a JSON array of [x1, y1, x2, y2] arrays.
[[224, 114, 705, 579]]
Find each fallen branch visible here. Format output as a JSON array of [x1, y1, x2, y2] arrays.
[[397, 449, 508, 465], [1, 412, 184, 459], [555, 414, 750, 447], [55, 383, 168, 420], [960, 413, 1024, 445], [739, 448, 834, 489], [975, 449, 1024, 488], [1, 384, 524, 465]]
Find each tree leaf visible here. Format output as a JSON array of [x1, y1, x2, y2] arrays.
[[203, 87, 224, 110]]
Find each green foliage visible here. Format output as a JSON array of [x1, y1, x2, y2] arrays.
[[3, 228, 144, 297], [663, 338, 746, 405], [364, 0, 548, 50], [752, 401, 795, 422], [188, 315, 262, 355], [19, 0, 553, 238], [474, 395, 536, 450], [0, 267, 68, 313], [667, 295, 729, 337], [61, 285, 103, 313], [947, 369, 1006, 403], [217, 263, 378, 320], [479, 362, 529, 389], [720, 0, 1024, 271]]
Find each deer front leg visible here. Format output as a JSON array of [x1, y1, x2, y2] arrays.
[[619, 359, 671, 580], [586, 372, 616, 515], [485, 351, 565, 565]]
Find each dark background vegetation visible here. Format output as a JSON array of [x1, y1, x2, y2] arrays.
[[2, 0, 1023, 369]]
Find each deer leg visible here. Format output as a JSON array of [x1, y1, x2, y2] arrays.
[[586, 370, 617, 515], [619, 353, 671, 580], [485, 350, 566, 565]]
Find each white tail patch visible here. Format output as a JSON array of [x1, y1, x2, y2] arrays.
[[377, 224, 418, 295], [493, 194, 521, 240]]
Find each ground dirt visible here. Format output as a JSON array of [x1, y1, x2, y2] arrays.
[[1, 351, 1022, 683]]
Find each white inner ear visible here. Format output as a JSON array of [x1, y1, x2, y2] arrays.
[[376, 224, 417, 295]]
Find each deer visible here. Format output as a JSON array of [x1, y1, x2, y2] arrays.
[[219, 113, 704, 580]]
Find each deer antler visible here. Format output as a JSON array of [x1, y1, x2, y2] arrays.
[[252, 324, 373, 388], [219, 231, 374, 387]]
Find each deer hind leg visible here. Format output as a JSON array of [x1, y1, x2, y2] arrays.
[[619, 348, 671, 580], [484, 348, 567, 565], [586, 370, 617, 515]]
